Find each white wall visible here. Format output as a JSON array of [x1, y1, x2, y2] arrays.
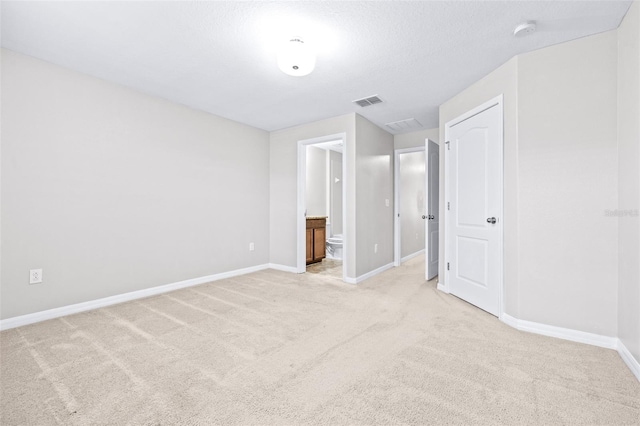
[[355, 115, 395, 276], [1, 49, 270, 319], [399, 151, 426, 259], [617, 0, 640, 367], [440, 30, 620, 338], [305, 146, 327, 217], [269, 114, 356, 278], [517, 31, 619, 336], [394, 128, 439, 150]]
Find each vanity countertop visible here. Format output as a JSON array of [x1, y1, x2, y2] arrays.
[[306, 216, 328, 220]]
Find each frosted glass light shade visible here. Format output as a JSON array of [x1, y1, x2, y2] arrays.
[[277, 38, 315, 77]]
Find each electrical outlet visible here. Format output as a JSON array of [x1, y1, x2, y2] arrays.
[[385, 199, 390, 207], [374, 244, 378, 253], [249, 242, 255, 251], [29, 269, 43, 284]]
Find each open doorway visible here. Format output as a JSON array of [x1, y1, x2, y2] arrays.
[[393, 139, 439, 280], [394, 147, 426, 266], [297, 133, 347, 282]]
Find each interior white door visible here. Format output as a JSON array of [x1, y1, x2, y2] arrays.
[[426, 139, 439, 280], [447, 103, 502, 316]]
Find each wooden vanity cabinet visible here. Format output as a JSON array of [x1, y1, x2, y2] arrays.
[[306, 217, 326, 265]]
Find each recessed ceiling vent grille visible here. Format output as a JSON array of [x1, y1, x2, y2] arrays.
[[385, 118, 422, 132], [353, 95, 383, 107]]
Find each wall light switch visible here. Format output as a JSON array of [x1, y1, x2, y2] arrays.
[[249, 242, 255, 251], [374, 244, 378, 253], [385, 199, 390, 207], [30, 269, 43, 284]]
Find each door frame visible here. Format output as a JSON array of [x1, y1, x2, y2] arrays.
[[441, 94, 504, 319], [297, 132, 347, 283], [393, 146, 426, 267]]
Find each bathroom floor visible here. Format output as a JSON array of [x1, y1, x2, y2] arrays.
[[306, 258, 342, 278]]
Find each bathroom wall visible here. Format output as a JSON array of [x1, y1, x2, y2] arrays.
[[1, 49, 270, 319], [305, 146, 327, 217], [399, 151, 426, 259], [330, 150, 343, 236]]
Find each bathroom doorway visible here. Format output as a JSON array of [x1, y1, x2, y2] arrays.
[[296, 133, 347, 281]]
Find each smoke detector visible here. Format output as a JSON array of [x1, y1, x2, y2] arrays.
[[514, 21, 536, 37]]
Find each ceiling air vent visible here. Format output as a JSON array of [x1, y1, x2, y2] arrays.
[[353, 95, 383, 107], [385, 118, 422, 132]]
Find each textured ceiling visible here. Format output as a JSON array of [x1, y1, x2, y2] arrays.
[[1, 1, 632, 134]]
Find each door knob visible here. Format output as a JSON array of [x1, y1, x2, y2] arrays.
[[422, 215, 427, 219], [486, 217, 497, 224]]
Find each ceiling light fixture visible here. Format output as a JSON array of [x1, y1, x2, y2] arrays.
[[277, 37, 315, 77]]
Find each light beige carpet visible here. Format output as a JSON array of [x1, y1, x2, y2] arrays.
[[1, 255, 639, 425]]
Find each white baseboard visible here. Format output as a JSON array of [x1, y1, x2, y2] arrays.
[[436, 281, 449, 293], [0, 263, 270, 331], [401, 249, 425, 263], [499, 312, 518, 329], [500, 313, 639, 382], [617, 339, 640, 381], [351, 262, 394, 284], [500, 313, 618, 349], [267, 263, 299, 274]]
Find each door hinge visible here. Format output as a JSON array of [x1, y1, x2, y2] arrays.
[[445, 141, 450, 150], [447, 262, 450, 271], [447, 202, 450, 211]]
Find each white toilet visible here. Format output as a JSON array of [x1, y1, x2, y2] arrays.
[[326, 234, 343, 260]]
